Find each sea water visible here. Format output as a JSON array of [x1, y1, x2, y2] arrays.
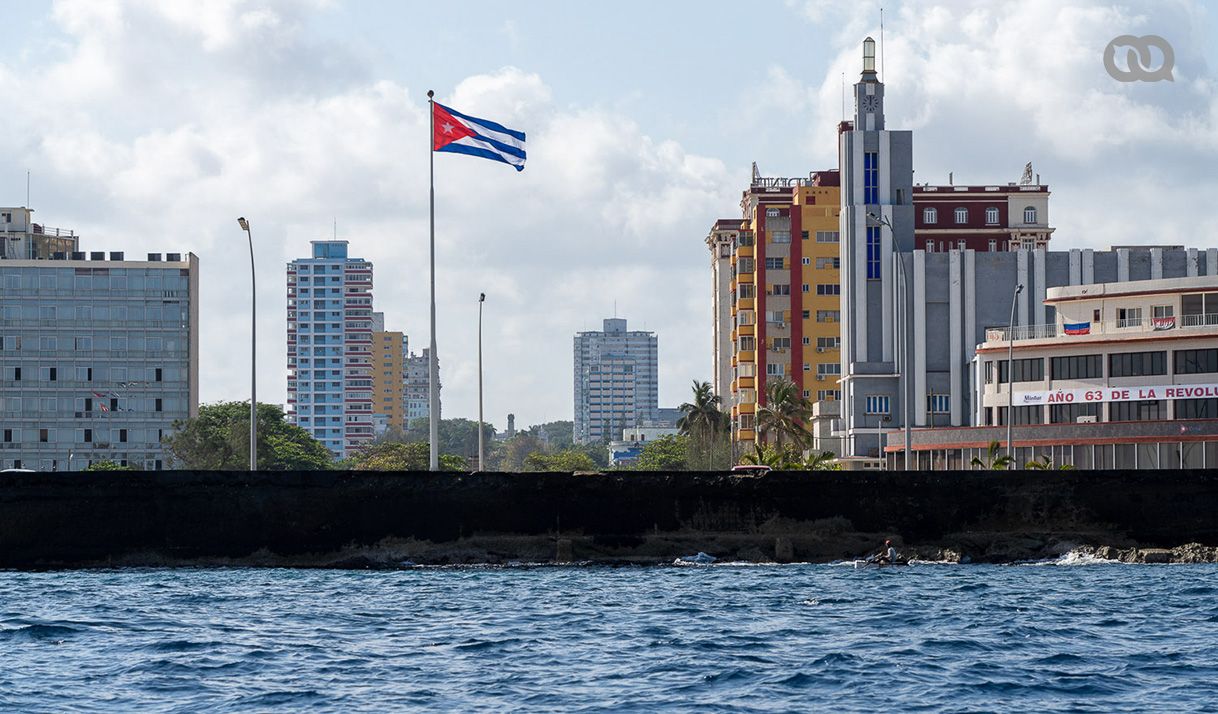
[[2, 562, 1218, 712]]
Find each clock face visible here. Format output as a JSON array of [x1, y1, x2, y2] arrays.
[[861, 95, 879, 113]]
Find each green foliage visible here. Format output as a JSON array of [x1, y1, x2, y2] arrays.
[[163, 401, 333, 470], [971, 441, 1013, 470], [803, 451, 841, 471], [755, 378, 814, 450], [739, 443, 802, 469], [678, 380, 732, 470], [401, 418, 495, 459], [1025, 455, 1075, 471], [83, 460, 135, 472], [523, 449, 599, 472], [346, 441, 467, 471], [634, 435, 689, 471]]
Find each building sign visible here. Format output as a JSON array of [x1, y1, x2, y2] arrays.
[[1153, 316, 1176, 330], [1015, 383, 1218, 406]]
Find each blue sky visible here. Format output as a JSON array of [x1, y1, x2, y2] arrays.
[[1, 1, 1215, 428]]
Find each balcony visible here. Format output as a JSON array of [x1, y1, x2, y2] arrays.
[[985, 313, 1218, 345]]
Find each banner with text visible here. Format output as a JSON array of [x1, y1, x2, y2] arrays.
[[1014, 383, 1218, 406]]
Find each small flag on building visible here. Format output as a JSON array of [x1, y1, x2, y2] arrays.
[[432, 102, 526, 171], [1063, 322, 1091, 335]]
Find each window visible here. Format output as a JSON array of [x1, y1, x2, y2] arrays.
[[766, 363, 784, 376], [927, 395, 950, 413], [1117, 307, 1143, 328], [803, 363, 810, 372], [770, 231, 791, 244], [998, 358, 1044, 383], [954, 207, 968, 224], [923, 207, 937, 224], [766, 208, 779, 218], [772, 337, 791, 350], [815, 231, 840, 243], [1175, 349, 1218, 374], [738, 336, 756, 351], [817, 363, 842, 375], [801, 284, 810, 293], [737, 233, 755, 248], [816, 284, 840, 296], [997, 405, 1042, 425], [801, 257, 811, 266], [1178, 398, 1218, 419], [1109, 400, 1165, 422], [984, 361, 994, 384], [738, 284, 755, 299], [1024, 206, 1037, 224], [815, 257, 840, 269], [817, 310, 840, 322], [801, 231, 810, 240], [736, 257, 754, 274], [764, 257, 784, 270], [39, 429, 48, 443], [3, 429, 11, 443], [866, 226, 881, 279], [119, 429, 128, 443], [985, 207, 999, 225], [1108, 351, 1166, 378], [817, 390, 841, 401], [864, 152, 878, 204], [988, 239, 998, 252], [865, 395, 890, 415], [926, 241, 936, 253], [770, 284, 791, 296], [155, 398, 163, 412], [736, 310, 755, 326], [802, 337, 810, 345], [1050, 403, 1100, 424], [817, 337, 840, 349], [1051, 355, 1103, 380], [1152, 305, 1173, 319], [802, 310, 811, 319]]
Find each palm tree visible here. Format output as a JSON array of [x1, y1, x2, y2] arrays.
[[755, 378, 814, 451], [802, 450, 840, 471], [740, 443, 802, 469], [970, 440, 1013, 470], [1025, 455, 1075, 470], [677, 380, 728, 437]]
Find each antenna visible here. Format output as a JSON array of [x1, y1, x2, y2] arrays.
[[333, 218, 337, 240], [26, 170, 30, 208], [880, 7, 885, 82], [841, 72, 845, 121]]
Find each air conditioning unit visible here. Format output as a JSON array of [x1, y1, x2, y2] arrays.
[[816, 375, 825, 381], [1076, 415, 1097, 423], [816, 347, 825, 353]]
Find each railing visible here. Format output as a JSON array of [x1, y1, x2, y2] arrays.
[[987, 313, 1218, 343]]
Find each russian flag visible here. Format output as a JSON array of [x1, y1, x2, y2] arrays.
[[432, 102, 526, 171], [1063, 322, 1090, 335]]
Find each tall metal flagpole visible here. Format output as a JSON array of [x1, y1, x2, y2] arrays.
[[428, 90, 440, 471]]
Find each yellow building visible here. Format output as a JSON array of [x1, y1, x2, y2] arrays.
[[708, 169, 841, 446], [372, 330, 407, 432]]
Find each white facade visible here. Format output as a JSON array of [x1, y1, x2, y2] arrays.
[[286, 240, 375, 458], [573, 318, 659, 444], [706, 220, 738, 408]]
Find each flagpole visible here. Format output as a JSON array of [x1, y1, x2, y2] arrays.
[[427, 89, 439, 471]]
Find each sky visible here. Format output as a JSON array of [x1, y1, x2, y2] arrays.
[[1, 0, 1215, 429]]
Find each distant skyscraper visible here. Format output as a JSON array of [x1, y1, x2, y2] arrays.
[[573, 318, 658, 444], [404, 347, 437, 423], [0, 207, 199, 470], [286, 240, 375, 457]]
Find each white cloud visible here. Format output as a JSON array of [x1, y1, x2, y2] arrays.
[[1, 2, 736, 429]]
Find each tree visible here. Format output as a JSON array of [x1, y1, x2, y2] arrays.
[[970, 441, 1013, 470], [346, 442, 467, 471], [84, 460, 135, 472], [1025, 455, 1075, 471], [755, 378, 814, 451], [802, 451, 841, 471], [523, 449, 599, 472], [739, 443, 802, 470], [496, 432, 545, 471], [678, 380, 732, 470], [633, 434, 689, 471], [401, 418, 495, 459], [163, 401, 333, 470]]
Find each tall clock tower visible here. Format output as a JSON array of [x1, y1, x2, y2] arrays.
[[837, 37, 915, 459]]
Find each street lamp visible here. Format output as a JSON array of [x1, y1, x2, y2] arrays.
[[237, 217, 257, 472], [867, 212, 912, 469], [1006, 283, 1024, 469], [477, 292, 486, 472]]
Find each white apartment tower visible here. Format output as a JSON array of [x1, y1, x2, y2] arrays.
[[573, 318, 659, 444], [286, 241, 375, 457]]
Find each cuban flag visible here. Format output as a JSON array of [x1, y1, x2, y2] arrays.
[[1063, 322, 1091, 335], [432, 102, 526, 171]]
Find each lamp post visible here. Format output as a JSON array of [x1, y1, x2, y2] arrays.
[[1006, 283, 1024, 469], [868, 212, 911, 469], [477, 292, 486, 471], [237, 217, 257, 472]]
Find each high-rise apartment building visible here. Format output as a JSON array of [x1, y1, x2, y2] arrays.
[[707, 170, 842, 446], [404, 348, 437, 422], [372, 328, 407, 432], [286, 240, 375, 458], [573, 318, 658, 444], [0, 207, 199, 470]]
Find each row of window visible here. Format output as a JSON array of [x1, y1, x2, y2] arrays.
[[986, 349, 1218, 383], [2, 426, 166, 445], [922, 206, 1037, 225]]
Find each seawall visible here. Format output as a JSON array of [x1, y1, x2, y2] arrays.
[[2, 469, 1217, 567]]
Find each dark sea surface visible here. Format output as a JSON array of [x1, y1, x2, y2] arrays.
[[2, 561, 1218, 712]]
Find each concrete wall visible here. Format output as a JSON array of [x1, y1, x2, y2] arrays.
[[2, 470, 1218, 567]]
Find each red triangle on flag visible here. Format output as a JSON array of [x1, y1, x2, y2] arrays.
[[433, 103, 476, 151]]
